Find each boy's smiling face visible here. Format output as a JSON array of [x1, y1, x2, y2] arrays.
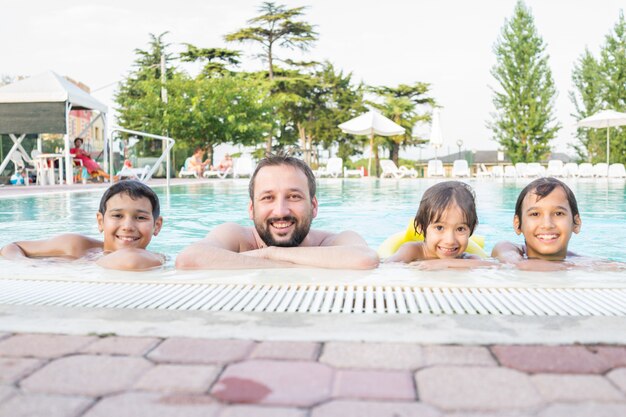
[[97, 193, 162, 252], [514, 186, 581, 260]]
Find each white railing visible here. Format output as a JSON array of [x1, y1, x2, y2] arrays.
[[109, 127, 175, 187]]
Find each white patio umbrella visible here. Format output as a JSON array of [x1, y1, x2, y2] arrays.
[[339, 110, 405, 176], [429, 108, 444, 160], [576, 109, 626, 173]]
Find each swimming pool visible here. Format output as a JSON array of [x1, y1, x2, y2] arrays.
[[1, 178, 624, 262]]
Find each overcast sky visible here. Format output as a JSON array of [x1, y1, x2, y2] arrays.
[[1, 0, 623, 158]]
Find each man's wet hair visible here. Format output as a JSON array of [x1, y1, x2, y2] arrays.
[[249, 154, 316, 201], [515, 177, 580, 228], [99, 180, 160, 220], [414, 181, 478, 237]]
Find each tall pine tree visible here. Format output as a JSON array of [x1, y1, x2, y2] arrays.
[[489, 1, 560, 163]]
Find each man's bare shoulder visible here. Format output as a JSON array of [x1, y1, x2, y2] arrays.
[[310, 229, 367, 247], [206, 223, 258, 252]]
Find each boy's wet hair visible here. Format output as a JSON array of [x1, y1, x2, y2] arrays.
[[515, 177, 580, 227], [249, 154, 316, 201], [414, 181, 478, 237], [98, 180, 160, 220]]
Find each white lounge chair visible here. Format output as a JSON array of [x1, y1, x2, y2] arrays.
[[546, 160, 565, 177], [426, 159, 444, 178], [319, 157, 343, 178], [203, 167, 232, 179], [452, 159, 470, 177], [563, 163, 579, 178], [608, 163, 626, 178], [10, 151, 35, 186], [119, 165, 150, 181], [514, 162, 528, 178], [593, 163, 609, 178], [179, 157, 199, 178], [577, 163, 594, 178], [491, 165, 504, 178], [379, 159, 417, 179], [503, 165, 517, 178], [343, 166, 365, 178], [233, 156, 254, 178], [526, 163, 545, 178], [476, 163, 492, 178]]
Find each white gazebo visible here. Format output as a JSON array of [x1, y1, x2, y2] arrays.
[[0, 71, 108, 184]]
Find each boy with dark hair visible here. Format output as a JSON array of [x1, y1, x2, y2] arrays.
[[0, 180, 164, 271], [492, 177, 582, 270]]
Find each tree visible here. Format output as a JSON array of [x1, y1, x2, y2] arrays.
[[179, 45, 242, 77], [225, 2, 318, 80], [569, 50, 604, 161], [225, 2, 318, 154], [570, 11, 626, 164], [488, 1, 560, 163], [369, 83, 434, 172]]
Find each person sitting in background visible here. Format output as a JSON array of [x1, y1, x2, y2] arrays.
[[188, 147, 209, 177], [215, 153, 233, 173], [70, 137, 112, 181]]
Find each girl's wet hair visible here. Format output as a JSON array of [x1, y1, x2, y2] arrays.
[[414, 181, 478, 237], [98, 180, 160, 220], [515, 177, 580, 227]]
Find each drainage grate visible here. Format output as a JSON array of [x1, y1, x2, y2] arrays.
[[1, 279, 626, 316]]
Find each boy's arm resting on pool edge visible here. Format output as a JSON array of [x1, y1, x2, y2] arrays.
[[96, 248, 164, 271], [246, 230, 380, 269], [0, 234, 101, 260], [175, 223, 296, 269]]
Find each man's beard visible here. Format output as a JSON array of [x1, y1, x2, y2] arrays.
[[254, 214, 312, 247]]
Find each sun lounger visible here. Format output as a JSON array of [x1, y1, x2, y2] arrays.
[[514, 162, 528, 178], [426, 159, 444, 178], [608, 163, 626, 179], [526, 163, 545, 178], [503, 165, 516, 178], [546, 160, 565, 177], [318, 157, 343, 178], [563, 163, 578, 177], [593, 163, 609, 178], [203, 167, 232, 179], [380, 159, 417, 178], [577, 163, 594, 178], [452, 159, 470, 177], [179, 157, 199, 178], [233, 156, 254, 178]]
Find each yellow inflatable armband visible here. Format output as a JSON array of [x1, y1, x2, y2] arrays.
[[378, 220, 487, 258]]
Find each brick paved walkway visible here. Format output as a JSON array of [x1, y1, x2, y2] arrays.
[[1, 333, 626, 416]]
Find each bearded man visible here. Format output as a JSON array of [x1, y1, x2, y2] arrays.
[[176, 155, 379, 269]]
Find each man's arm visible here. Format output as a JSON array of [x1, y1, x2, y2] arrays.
[[97, 248, 164, 271], [0, 234, 101, 260], [175, 223, 296, 269], [245, 231, 379, 269]]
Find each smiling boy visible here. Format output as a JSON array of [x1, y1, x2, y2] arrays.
[[0, 180, 164, 271], [176, 154, 379, 269], [491, 177, 582, 270]]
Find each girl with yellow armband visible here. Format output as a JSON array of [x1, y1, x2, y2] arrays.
[[383, 181, 495, 269]]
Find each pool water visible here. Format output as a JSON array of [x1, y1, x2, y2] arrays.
[[0, 178, 625, 264]]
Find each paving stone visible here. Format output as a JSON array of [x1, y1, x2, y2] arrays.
[[491, 345, 612, 374], [588, 346, 626, 368], [320, 342, 423, 370], [0, 357, 44, 384], [416, 366, 542, 411], [531, 374, 624, 402], [134, 364, 220, 393], [0, 393, 93, 417], [333, 369, 415, 401], [218, 405, 307, 417], [606, 368, 626, 394], [422, 345, 496, 367], [20, 354, 152, 396], [0, 333, 96, 359], [250, 341, 320, 361], [148, 338, 254, 365], [0, 386, 16, 404], [537, 402, 626, 417], [83, 392, 221, 417], [311, 400, 441, 417], [212, 359, 333, 407], [80, 336, 161, 356]]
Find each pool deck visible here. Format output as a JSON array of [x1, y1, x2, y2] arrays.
[[2, 180, 626, 415]]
